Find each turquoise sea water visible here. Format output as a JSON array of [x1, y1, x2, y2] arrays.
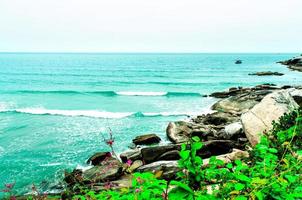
[[0, 53, 301, 195]]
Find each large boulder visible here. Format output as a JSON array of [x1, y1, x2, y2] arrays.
[[132, 134, 161, 145], [241, 89, 302, 146], [83, 157, 123, 183]]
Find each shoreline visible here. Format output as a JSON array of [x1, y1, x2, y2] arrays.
[[58, 82, 302, 197]]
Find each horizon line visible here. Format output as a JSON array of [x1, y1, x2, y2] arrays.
[[0, 51, 300, 54]]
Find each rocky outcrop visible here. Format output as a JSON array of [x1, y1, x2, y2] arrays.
[[241, 88, 302, 146], [87, 152, 111, 165], [278, 56, 302, 72], [83, 157, 123, 183], [224, 122, 243, 139], [132, 134, 161, 145], [248, 71, 284, 76]]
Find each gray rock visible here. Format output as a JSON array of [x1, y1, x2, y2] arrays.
[[241, 89, 301, 146], [224, 122, 243, 139], [120, 148, 142, 163]]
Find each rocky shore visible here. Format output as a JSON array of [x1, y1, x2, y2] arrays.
[[278, 56, 302, 72], [61, 83, 302, 197]]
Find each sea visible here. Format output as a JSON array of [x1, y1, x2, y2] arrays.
[[0, 53, 301, 195]]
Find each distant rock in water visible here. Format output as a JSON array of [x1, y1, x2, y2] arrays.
[[278, 56, 302, 72], [248, 71, 284, 76], [235, 60, 242, 64]]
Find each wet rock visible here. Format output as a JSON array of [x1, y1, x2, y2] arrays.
[[87, 152, 111, 166], [120, 148, 142, 163], [83, 157, 123, 183], [133, 134, 161, 145], [248, 71, 284, 76], [137, 161, 180, 180], [241, 89, 302, 146]]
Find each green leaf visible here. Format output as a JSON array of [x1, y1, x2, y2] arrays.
[[234, 196, 247, 200], [255, 191, 264, 200], [180, 150, 190, 160], [192, 136, 200, 142], [170, 180, 194, 194], [236, 174, 251, 182], [234, 183, 245, 191], [192, 142, 203, 151]]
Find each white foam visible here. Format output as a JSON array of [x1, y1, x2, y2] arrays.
[[40, 162, 62, 167], [14, 108, 134, 119], [116, 91, 167, 96]]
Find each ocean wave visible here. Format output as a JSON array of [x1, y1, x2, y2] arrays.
[[5, 90, 203, 97], [0, 108, 207, 119]]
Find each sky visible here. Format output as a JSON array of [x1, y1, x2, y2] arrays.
[[0, 0, 301, 53]]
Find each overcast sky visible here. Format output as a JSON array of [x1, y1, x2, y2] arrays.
[[0, 0, 301, 52]]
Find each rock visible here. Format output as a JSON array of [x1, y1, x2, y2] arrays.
[[64, 169, 83, 186], [278, 56, 302, 72], [91, 175, 133, 191], [224, 122, 243, 139], [167, 112, 240, 143], [141, 145, 180, 164], [120, 148, 142, 163], [157, 150, 180, 161], [87, 152, 111, 166], [248, 71, 284, 76], [197, 140, 238, 158], [202, 149, 249, 167], [235, 60, 242, 64], [137, 161, 180, 180], [83, 157, 123, 183], [132, 134, 161, 145], [166, 121, 193, 143], [241, 89, 302, 146], [128, 160, 144, 172]]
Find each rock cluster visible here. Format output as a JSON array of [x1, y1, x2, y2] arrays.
[[63, 84, 302, 194], [278, 56, 302, 72]]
